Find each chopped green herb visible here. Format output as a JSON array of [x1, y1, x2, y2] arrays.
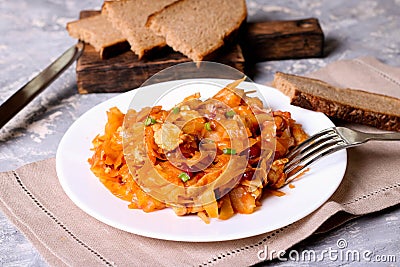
[[144, 117, 156, 126], [178, 172, 191, 182], [204, 122, 212, 131], [222, 148, 236, 155], [172, 107, 180, 114], [225, 110, 236, 118]]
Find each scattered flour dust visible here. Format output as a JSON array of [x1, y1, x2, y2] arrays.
[[385, 215, 398, 222], [261, 5, 294, 14], [29, 111, 63, 143]]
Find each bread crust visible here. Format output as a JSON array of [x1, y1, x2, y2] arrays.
[[102, 0, 179, 59], [273, 72, 400, 132], [292, 91, 400, 131], [66, 14, 127, 59], [146, 0, 247, 62]]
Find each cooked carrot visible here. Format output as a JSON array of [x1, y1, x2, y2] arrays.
[[88, 78, 309, 223]]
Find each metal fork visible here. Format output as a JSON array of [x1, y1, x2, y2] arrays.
[[284, 126, 400, 183]]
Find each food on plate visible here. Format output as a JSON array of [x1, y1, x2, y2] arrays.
[[273, 72, 400, 132], [66, 13, 127, 59], [102, 0, 179, 59], [88, 79, 308, 223], [146, 0, 247, 62]]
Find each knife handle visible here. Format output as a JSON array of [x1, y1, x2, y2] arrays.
[[0, 42, 84, 130]]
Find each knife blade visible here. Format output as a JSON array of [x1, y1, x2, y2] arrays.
[[0, 42, 85, 129]]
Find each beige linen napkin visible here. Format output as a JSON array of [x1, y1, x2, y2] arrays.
[[1, 57, 400, 267]]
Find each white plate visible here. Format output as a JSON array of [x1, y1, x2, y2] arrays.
[[56, 79, 347, 242]]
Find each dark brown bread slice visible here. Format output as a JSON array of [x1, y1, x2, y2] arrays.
[[66, 13, 128, 59], [146, 0, 247, 62], [102, 0, 180, 59], [75, 11, 245, 94], [272, 72, 400, 131]]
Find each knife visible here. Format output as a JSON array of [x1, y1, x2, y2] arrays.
[[0, 42, 85, 129]]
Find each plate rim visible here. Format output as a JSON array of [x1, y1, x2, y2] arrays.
[[56, 79, 347, 242]]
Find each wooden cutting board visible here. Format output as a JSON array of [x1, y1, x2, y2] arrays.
[[76, 11, 324, 94]]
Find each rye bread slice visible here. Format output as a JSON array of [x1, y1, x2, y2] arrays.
[[272, 72, 400, 131], [102, 0, 180, 59], [66, 14, 128, 59], [146, 0, 247, 62]]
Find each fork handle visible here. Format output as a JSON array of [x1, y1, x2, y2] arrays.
[[365, 131, 400, 142]]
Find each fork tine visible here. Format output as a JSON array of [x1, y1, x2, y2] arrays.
[[285, 127, 337, 160], [284, 141, 347, 184], [284, 137, 344, 172], [286, 133, 340, 164]]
